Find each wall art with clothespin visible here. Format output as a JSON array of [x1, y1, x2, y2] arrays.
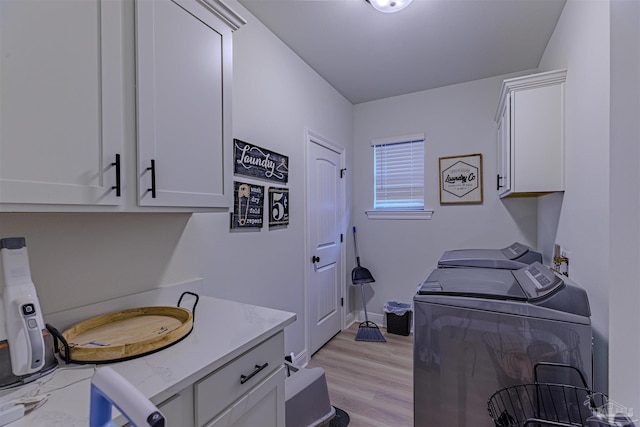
[[234, 139, 289, 184], [230, 181, 264, 229]]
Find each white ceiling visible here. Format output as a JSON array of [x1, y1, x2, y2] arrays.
[[236, 0, 566, 104]]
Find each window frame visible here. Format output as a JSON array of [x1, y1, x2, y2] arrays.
[[366, 133, 433, 220]]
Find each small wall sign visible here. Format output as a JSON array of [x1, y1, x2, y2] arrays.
[[439, 153, 483, 204], [234, 139, 289, 184], [230, 181, 264, 229], [269, 187, 289, 227]]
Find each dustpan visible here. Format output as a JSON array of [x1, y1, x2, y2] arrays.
[[351, 227, 385, 343], [351, 227, 375, 284]]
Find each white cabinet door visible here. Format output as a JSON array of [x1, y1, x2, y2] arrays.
[[156, 388, 194, 427], [496, 95, 511, 197], [0, 0, 124, 207], [123, 389, 194, 427], [495, 69, 566, 198], [205, 367, 285, 427], [136, 0, 233, 208], [511, 84, 564, 194]]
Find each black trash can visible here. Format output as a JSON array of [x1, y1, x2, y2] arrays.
[[384, 301, 412, 336]]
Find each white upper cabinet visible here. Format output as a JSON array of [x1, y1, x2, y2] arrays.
[[495, 69, 567, 198], [136, 0, 241, 208], [0, 0, 124, 208], [0, 0, 244, 211]]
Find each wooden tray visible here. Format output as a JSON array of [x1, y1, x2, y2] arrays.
[[57, 306, 193, 363]]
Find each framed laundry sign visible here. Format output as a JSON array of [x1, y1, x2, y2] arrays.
[[269, 187, 289, 227], [234, 139, 289, 184], [230, 181, 264, 229], [439, 153, 483, 204]]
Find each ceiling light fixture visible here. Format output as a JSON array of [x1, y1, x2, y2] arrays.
[[366, 0, 413, 13]]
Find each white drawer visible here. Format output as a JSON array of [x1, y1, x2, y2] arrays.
[[195, 331, 284, 427], [204, 367, 285, 427]]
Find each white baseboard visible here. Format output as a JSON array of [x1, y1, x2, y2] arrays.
[[354, 310, 385, 326], [294, 350, 309, 367], [345, 311, 356, 328]]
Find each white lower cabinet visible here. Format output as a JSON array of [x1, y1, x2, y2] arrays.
[[156, 387, 195, 426], [204, 367, 285, 427], [195, 332, 285, 427], [124, 331, 285, 427], [125, 332, 286, 427]]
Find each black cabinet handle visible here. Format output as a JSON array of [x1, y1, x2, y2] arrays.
[[111, 154, 121, 197], [312, 256, 320, 263], [496, 174, 504, 190], [147, 159, 156, 198], [240, 362, 269, 385]]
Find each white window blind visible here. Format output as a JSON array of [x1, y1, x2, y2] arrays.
[[373, 136, 425, 210]]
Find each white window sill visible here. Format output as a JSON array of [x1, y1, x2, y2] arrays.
[[365, 210, 434, 220]]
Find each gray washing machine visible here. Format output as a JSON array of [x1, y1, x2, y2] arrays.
[[437, 241, 542, 269], [413, 262, 592, 427]]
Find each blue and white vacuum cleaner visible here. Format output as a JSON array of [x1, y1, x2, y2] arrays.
[[90, 366, 164, 427], [0, 237, 58, 390]]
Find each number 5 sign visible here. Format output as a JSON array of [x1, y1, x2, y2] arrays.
[[269, 187, 289, 227]]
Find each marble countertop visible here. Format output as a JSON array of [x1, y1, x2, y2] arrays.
[[2, 292, 296, 426]]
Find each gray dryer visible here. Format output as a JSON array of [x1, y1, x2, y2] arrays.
[[413, 262, 592, 427], [437, 241, 542, 269]]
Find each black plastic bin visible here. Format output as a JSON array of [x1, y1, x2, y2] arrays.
[[384, 301, 412, 336]]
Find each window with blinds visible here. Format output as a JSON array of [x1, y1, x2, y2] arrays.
[[373, 135, 425, 210]]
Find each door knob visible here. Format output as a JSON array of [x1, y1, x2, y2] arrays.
[[312, 256, 320, 263]]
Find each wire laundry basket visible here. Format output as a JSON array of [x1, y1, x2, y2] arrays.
[[487, 362, 607, 427]]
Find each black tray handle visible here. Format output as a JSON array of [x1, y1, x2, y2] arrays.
[[178, 291, 199, 322], [46, 323, 72, 364]]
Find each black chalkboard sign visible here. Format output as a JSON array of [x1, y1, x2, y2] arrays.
[[234, 139, 289, 184], [269, 187, 289, 227], [230, 181, 264, 229]]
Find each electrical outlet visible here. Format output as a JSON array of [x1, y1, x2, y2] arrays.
[[553, 245, 570, 277]]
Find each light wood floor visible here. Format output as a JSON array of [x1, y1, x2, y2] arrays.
[[306, 323, 413, 427]]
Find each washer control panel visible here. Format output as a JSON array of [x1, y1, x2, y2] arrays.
[[518, 262, 565, 300]]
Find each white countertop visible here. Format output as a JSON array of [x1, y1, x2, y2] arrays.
[[2, 293, 296, 426]]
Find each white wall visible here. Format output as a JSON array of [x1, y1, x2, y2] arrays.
[[609, 0, 640, 413], [536, 0, 611, 394], [165, 0, 354, 359], [0, 1, 353, 362], [352, 75, 538, 317]]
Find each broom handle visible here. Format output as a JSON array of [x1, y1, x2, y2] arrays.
[[353, 227, 361, 267], [360, 283, 369, 323]]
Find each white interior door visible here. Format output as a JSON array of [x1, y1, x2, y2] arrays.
[[306, 132, 344, 356]]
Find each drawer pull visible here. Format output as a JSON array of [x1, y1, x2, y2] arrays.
[[240, 362, 268, 385], [111, 154, 121, 197], [147, 159, 157, 198]]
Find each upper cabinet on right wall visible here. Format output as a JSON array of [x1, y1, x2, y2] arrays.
[[495, 69, 567, 198]]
